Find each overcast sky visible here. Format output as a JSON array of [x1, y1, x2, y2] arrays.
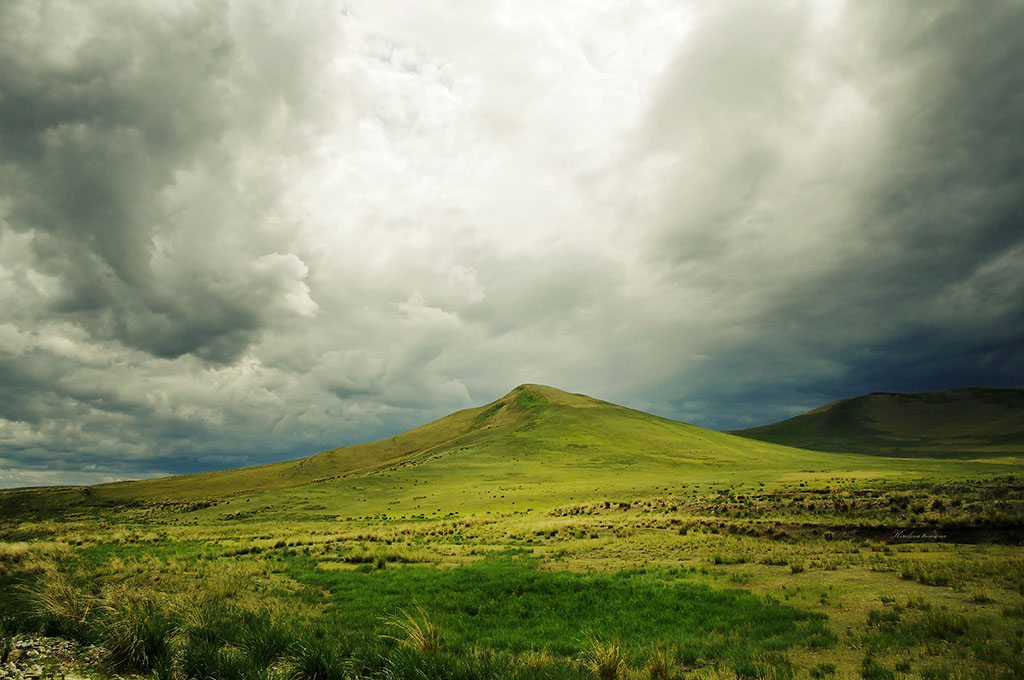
[[1, 1, 1022, 487]]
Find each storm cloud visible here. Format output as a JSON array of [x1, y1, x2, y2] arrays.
[[1, 0, 1022, 486]]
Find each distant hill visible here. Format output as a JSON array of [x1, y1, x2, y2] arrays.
[[730, 387, 1024, 458]]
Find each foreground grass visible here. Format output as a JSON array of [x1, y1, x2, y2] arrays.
[[287, 554, 830, 661], [1, 475, 1022, 679], [0, 379, 1021, 680]]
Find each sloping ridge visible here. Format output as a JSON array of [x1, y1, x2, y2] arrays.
[[731, 387, 1024, 458], [59, 384, 805, 503], [84, 385, 594, 500]]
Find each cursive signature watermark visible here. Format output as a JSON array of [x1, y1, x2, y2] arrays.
[[891, 528, 947, 541]]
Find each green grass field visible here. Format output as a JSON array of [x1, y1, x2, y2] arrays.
[[1, 385, 1022, 679]]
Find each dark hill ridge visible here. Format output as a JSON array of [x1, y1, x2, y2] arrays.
[[731, 387, 1024, 458]]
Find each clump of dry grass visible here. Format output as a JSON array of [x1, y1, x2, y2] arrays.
[[0, 542, 30, 564], [98, 587, 176, 673], [26, 570, 94, 638], [381, 606, 443, 653], [585, 636, 628, 680], [521, 648, 552, 672], [969, 588, 992, 603], [0, 541, 70, 576], [646, 645, 675, 679]]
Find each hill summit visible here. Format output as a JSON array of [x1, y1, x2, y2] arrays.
[[33, 384, 822, 505], [2, 384, 1020, 520]]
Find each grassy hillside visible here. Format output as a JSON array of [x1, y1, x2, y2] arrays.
[[730, 387, 1024, 459], [1, 385, 1022, 680], [3, 384, 1009, 522]]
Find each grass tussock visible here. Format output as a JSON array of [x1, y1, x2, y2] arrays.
[[381, 607, 443, 653], [860, 655, 896, 680], [0, 541, 70, 576], [521, 648, 552, 673], [969, 588, 991, 603], [917, 611, 967, 640], [0, 633, 12, 665], [585, 637, 628, 680], [99, 588, 176, 673], [26, 570, 95, 639], [286, 633, 349, 680], [645, 646, 675, 680]]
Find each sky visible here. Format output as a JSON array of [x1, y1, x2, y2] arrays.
[[1, 1, 1023, 488]]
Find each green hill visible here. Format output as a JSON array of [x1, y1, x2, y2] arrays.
[[5, 384, 1018, 523], [730, 387, 1024, 458]]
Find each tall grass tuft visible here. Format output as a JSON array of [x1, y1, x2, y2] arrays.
[[1, 632, 12, 665], [733, 654, 795, 679], [239, 611, 292, 665], [521, 648, 552, 673], [809, 662, 836, 678], [381, 606, 443, 653], [918, 611, 966, 640], [646, 645, 674, 680], [969, 588, 991, 603], [860, 655, 896, 680], [288, 633, 348, 680], [585, 637, 628, 680], [180, 639, 260, 680], [26, 570, 94, 640], [99, 589, 176, 673]]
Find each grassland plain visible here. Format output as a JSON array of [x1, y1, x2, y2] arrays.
[[0, 385, 1022, 680]]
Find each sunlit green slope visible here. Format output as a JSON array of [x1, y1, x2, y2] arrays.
[[731, 387, 1024, 459], [97, 383, 818, 501], [2, 385, 1018, 521]]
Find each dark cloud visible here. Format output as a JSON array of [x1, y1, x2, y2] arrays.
[[0, 1, 318, 364], [616, 1, 1024, 429]]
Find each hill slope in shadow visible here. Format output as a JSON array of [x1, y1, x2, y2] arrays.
[[731, 387, 1024, 458]]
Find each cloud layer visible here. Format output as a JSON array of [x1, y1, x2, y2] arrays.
[[1, 0, 1022, 486]]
